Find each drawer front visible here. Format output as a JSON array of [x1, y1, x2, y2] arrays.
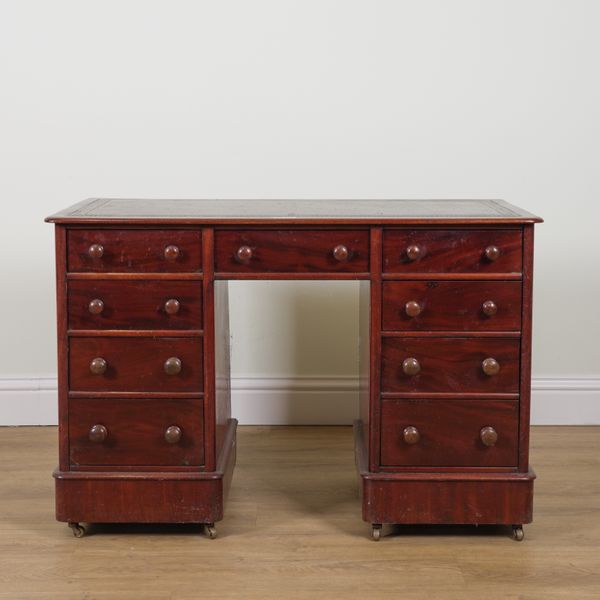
[[68, 280, 202, 330], [382, 281, 522, 331], [381, 399, 518, 467], [69, 398, 204, 467], [69, 337, 203, 393], [381, 337, 520, 394], [214, 229, 369, 273], [383, 229, 522, 273], [68, 229, 202, 272]]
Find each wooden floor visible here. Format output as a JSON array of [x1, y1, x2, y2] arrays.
[[0, 426, 599, 599]]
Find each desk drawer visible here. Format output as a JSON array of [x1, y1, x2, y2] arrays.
[[381, 399, 518, 467], [68, 280, 202, 330], [214, 229, 369, 273], [381, 337, 520, 394], [383, 229, 522, 274], [69, 337, 203, 393], [68, 229, 202, 273], [69, 398, 204, 467], [382, 281, 522, 331]]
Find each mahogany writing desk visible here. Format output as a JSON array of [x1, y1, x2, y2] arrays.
[[46, 199, 542, 541]]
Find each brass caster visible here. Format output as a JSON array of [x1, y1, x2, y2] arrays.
[[205, 524, 217, 540], [512, 525, 524, 542], [68, 522, 85, 538], [370, 524, 382, 541]]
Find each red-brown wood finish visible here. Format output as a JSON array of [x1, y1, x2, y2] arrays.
[[382, 281, 522, 331], [355, 423, 534, 525], [47, 199, 541, 536], [68, 280, 203, 330], [214, 229, 369, 274], [381, 337, 520, 394], [69, 398, 204, 467], [380, 399, 518, 467], [69, 337, 203, 393], [383, 229, 522, 274], [68, 229, 202, 273]]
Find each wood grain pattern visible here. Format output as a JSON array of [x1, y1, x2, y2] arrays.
[[69, 398, 204, 467], [380, 400, 519, 467], [383, 229, 522, 274], [214, 229, 369, 273], [382, 280, 522, 331], [69, 337, 203, 393], [68, 229, 202, 273], [5, 426, 600, 600], [381, 337, 520, 394], [68, 279, 202, 330]]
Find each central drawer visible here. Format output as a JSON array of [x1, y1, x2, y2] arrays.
[[69, 398, 204, 467], [214, 229, 369, 273], [381, 337, 520, 394], [68, 280, 203, 330], [69, 337, 203, 393], [381, 399, 519, 467]]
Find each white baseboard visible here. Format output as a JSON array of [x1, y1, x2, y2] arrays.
[[1, 375, 599, 426]]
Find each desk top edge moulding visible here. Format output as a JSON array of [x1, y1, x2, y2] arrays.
[[46, 198, 542, 224], [47, 198, 541, 541]]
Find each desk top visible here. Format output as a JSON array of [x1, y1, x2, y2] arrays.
[[46, 198, 542, 225]]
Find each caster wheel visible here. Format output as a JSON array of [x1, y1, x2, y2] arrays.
[[370, 524, 382, 541], [205, 524, 217, 540], [512, 525, 524, 542], [68, 522, 85, 538]]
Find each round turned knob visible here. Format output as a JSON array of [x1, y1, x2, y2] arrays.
[[164, 298, 180, 315], [88, 424, 107, 443], [164, 356, 182, 375], [88, 298, 104, 315], [482, 357, 500, 376], [402, 357, 421, 376], [89, 357, 107, 375], [484, 246, 500, 261], [405, 300, 423, 318], [403, 426, 420, 445], [236, 245, 253, 263], [164, 245, 180, 261], [482, 300, 498, 317], [88, 244, 104, 259], [406, 245, 423, 261], [480, 426, 498, 447], [164, 425, 182, 444], [333, 244, 349, 262]]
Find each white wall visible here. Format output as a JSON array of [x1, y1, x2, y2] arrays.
[[1, 1, 599, 424]]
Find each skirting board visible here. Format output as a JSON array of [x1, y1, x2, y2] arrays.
[[0, 376, 599, 426]]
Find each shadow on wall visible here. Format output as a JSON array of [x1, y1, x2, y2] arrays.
[[228, 280, 361, 425]]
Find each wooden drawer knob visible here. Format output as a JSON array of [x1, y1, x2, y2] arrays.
[[89, 357, 107, 375], [406, 245, 423, 261], [164, 425, 182, 444], [236, 245, 253, 263], [480, 426, 498, 447], [88, 298, 104, 315], [482, 357, 500, 376], [164, 298, 180, 315], [484, 246, 500, 261], [88, 424, 107, 443], [403, 426, 420, 445], [482, 300, 497, 316], [333, 244, 349, 262], [164, 245, 180, 261], [88, 244, 104, 259], [402, 357, 421, 376], [164, 356, 182, 375], [405, 300, 422, 317]]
